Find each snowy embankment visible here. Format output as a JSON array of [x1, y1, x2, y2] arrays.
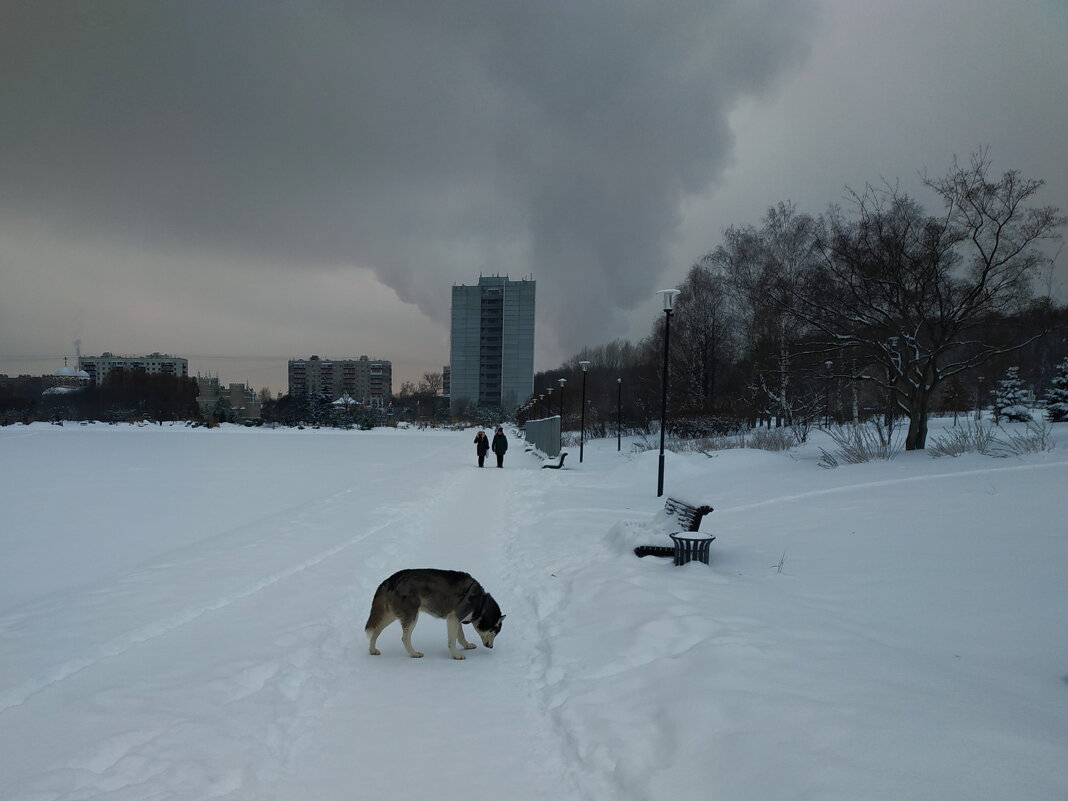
[[1, 421, 1066, 801]]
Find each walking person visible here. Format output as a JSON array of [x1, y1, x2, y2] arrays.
[[491, 426, 508, 468], [474, 428, 490, 468]]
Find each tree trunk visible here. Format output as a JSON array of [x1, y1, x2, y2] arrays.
[[905, 388, 930, 450]]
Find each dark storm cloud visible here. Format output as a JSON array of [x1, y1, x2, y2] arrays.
[[1, 1, 816, 354]]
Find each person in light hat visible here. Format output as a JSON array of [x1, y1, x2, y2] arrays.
[[473, 428, 490, 467]]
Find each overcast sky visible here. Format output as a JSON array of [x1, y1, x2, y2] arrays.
[[2, 0, 1066, 395]]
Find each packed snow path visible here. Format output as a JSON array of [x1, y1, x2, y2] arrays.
[[269, 441, 577, 800]]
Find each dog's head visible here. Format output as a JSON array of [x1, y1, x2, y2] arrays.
[[473, 593, 506, 649]]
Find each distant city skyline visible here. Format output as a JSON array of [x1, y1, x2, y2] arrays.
[[0, 351, 435, 400]]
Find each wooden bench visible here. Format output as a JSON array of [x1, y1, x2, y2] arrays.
[[541, 451, 568, 470], [635, 497, 715, 564]]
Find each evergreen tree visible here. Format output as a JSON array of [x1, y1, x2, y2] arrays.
[[993, 366, 1032, 423], [1045, 357, 1068, 422], [308, 391, 331, 426], [213, 395, 232, 424]]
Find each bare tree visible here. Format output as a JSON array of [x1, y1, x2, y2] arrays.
[[711, 203, 820, 424], [782, 153, 1065, 449], [670, 262, 733, 413], [565, 339, 644, 373], [418, 372, 443, 395]]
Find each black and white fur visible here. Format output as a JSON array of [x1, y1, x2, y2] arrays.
[[365, 569, 506, 660]]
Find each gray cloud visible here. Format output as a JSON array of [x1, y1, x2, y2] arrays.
[[666, 0, 1068, 299], [1, 0, 817, 371]]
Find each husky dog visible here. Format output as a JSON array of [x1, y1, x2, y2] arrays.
[[365, 569, 506, 660]]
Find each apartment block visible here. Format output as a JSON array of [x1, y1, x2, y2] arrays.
[[78, 352, 189, 386], [288, 355, 392, 407]]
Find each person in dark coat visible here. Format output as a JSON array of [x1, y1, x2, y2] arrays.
[[474, 429, 490, 467], [491, 426, 508, 468]]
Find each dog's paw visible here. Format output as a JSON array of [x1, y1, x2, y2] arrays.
[[409, 651, 424, 658], [463, 642, 477, 650], [369, 648, 381, 656], [451, 653, 467, 660]]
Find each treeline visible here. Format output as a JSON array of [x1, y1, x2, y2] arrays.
[[392, 373, 450, 422], [260, 392, 384, 429], [0, 371, 201, 424], [530, 153, 1068, 450]]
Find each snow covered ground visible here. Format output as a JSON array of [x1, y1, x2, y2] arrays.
[[1, 419, 1067, 801]]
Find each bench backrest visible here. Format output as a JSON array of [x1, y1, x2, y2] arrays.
[[664, 498, 713, 532], [541, 451, 568, 469]]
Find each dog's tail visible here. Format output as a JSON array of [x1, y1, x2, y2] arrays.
[[364, 582, 389, 637]]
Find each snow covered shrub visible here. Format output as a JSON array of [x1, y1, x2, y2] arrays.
[[682, 427, 797, 454], [929, 419, 998, 457], [747, 427, 796, 452], [689, 435, 741, 453], [993, 366, 1032, 423], [990, 419, 1056, 457], [670, 415, 747, 438], [931, 418, 1055, 458], [818, 421, 903, 468], [788, 417, 815, 445], [1044, 357, 1068, 423], [632, 424, 796, 455], [631, 435, 656, 454]]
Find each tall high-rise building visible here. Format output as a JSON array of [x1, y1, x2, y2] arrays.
[[450, 275, 535, 416]]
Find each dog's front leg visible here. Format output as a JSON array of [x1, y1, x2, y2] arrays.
[[446, 615, 467, 660], [455, 622, 477, 651]]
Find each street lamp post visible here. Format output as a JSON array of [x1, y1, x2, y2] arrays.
[[538, 394, 544, 418], [558, 378, 566, 419], [656, 289, 680, 497], [579, 361, 591, 462], [547, 386, 557, 454], [616, 377, 622, 452]]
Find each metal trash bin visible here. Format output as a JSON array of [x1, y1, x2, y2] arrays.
[[669, 532, 715, 566]]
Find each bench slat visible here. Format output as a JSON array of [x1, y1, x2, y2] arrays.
[[664, 497, 713, 532]]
